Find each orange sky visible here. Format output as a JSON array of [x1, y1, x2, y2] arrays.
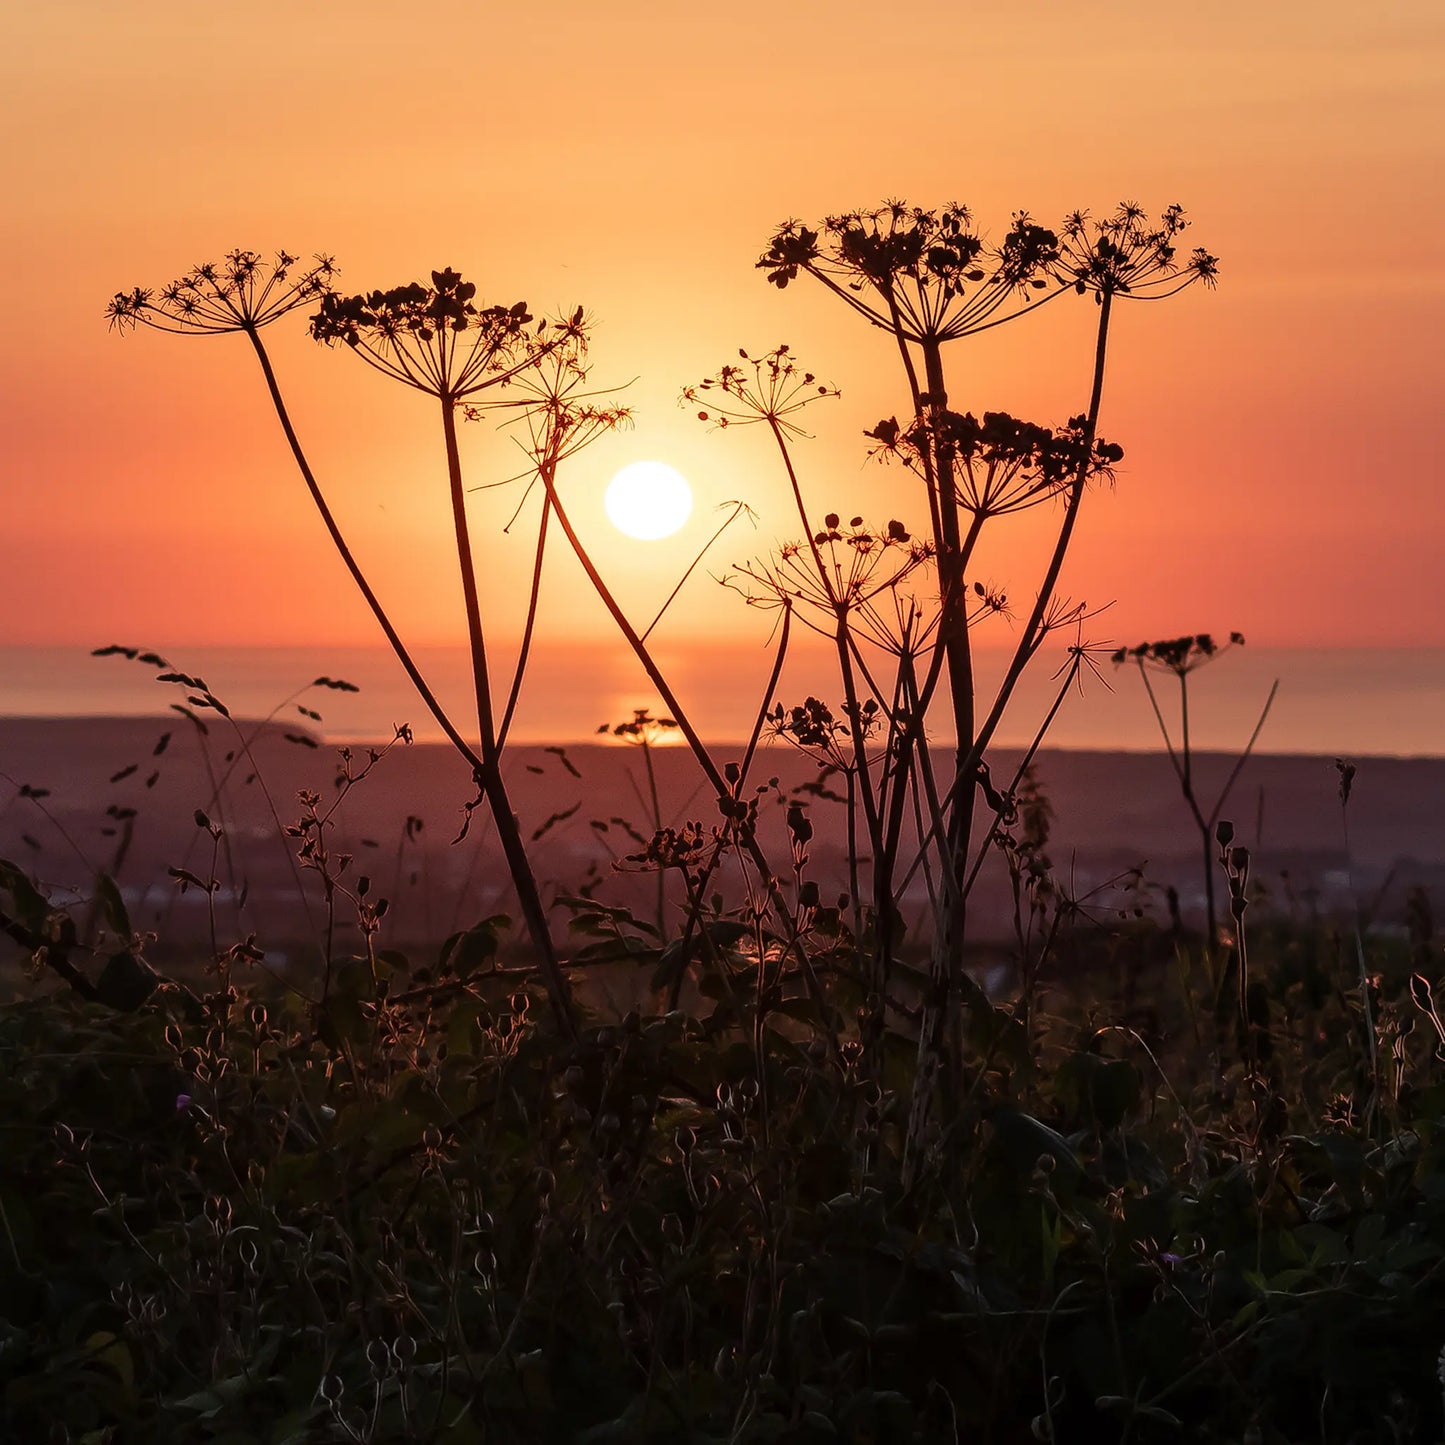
[[3, 1, 1443, 658]]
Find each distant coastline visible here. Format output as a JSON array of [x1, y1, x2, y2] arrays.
[[2, 716, 1440, 952], [3, 642, 1443, 759]]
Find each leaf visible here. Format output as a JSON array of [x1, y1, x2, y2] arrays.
[[94, 872, 131, 940], [443, 923, 501, 980], [84, 1330, 134, 1400], [0, 859, 51, 929], [531, 801, 581, 841]]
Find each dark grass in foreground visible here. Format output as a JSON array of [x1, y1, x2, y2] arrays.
[[4, 894, 1445, 1444]]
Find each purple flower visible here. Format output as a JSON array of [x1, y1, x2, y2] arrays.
[[175, 1093, 192, 1113]]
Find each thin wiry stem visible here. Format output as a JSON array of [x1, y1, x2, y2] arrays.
[[439, 396, 576, 1040], [642, 501, 753, 646], [244, 330, 484, 772], [497, 487, 553, 752]]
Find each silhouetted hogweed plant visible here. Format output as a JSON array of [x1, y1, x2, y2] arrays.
[[106, 203, 1219, 1184], [756, 200, 1216, 1177], [111, 256, 597, 1035], [1112, 633, 1276, 948]]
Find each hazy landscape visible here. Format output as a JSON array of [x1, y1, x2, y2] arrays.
[[4, 715, 1440, 965], [4, 4, 1444, 1440]]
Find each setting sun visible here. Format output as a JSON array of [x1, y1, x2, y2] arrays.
[[603, 460, 693, 541]]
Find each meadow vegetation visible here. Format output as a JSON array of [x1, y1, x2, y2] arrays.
[[2, 203, 1442, 1443]]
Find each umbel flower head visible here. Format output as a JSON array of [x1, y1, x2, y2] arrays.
[[1053, 203, 1219, 302], [311, 270, 568, 400], [866, 409, 1125, 518], [1112, 632, 1245, 675], [681, 345, 838, 440], [107, 250, 336, 334], [725, 515, 939, 653], [470, 320, 631, 465], [756, 202, 1062, 343]]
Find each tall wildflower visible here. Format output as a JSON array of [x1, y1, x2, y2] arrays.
[[309, 272, 591, 1034], [758, 200, 1216, 1179], [111, 254, 579, 1034]]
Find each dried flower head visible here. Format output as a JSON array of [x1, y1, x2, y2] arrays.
[[473, 321, 631, 464], [682, 345, 837, 440], [726, 516, 936, 652], [622, 820, 718, 871], [311, 270, 561, 399], [757, 202, 1062, 342], [768, 695, 883, 769], [867, 409, 1124, 518], [1111, 632, 1244, 675], [1053, 203, 1219, 302], [107, 250, 336, 334]]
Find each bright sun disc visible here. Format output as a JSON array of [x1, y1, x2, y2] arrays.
[[604, 461, 693, 541]]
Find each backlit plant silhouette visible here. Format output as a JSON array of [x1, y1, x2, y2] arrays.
[[1112, 632, 1276, 944], [110, 255, 584, 1034], [106, 210, 1218, 1177], [757, 201, 1217, 1173]]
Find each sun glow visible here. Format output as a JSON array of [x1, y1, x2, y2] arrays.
[[604, 461, 693, 541]]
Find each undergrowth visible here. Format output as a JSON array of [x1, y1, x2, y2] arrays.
[[3, 850, 1445, 1443]]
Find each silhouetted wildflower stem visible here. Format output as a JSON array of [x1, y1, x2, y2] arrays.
[[496, 489, 552, 750], [308, 273, 582, 1038], [755, 203, 1215, 1181], [244, 333, 485, 772], [532, 448, 839, 1047], [1116, 634, 1277, 943]]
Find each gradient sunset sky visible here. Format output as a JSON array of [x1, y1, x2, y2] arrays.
[[4, 1, 1442, 656]]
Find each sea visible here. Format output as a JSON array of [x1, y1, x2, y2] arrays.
[[2, 642, 1442, 758]]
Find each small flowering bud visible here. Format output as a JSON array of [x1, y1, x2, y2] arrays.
[[1214, 820, 1234, 847]]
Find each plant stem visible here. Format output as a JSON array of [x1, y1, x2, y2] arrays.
[[243, 329, 482, 773], [439, 398, 577, 1039]]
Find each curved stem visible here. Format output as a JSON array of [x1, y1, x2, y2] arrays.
[[440, 398, 499, 756], [244, 329, 483, 774], [536, 452, 840, 1055]]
